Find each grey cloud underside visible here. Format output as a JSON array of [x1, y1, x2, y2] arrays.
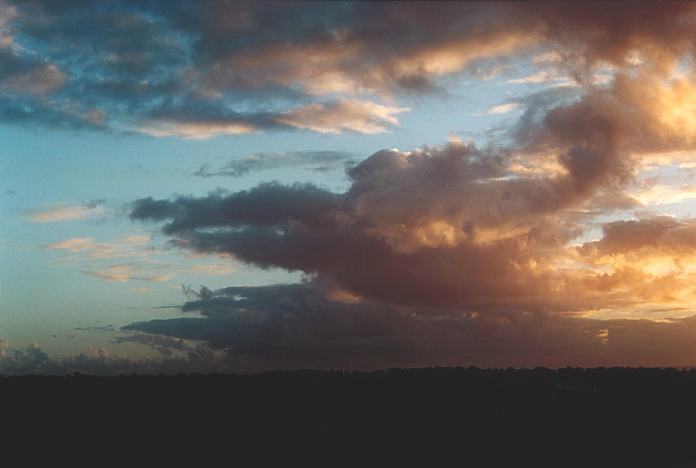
[[7, 300, 696, 373], [119, 282, 696, 371]]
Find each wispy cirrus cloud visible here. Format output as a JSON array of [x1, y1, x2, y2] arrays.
[[45, 235, 174, 283], [185, 264, 235, 276], [274, 100, 408, 135], [486, 102, 519, 115], [45, 235, 149, 260], [195, 150, 356, 178], [27, 200, 105, 223], [45, 233, 237, 284], [82, 264, 172, 283], [138, 118, 262, 140]]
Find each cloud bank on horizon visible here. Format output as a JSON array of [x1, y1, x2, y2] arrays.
[[5, 1, 696, 373]]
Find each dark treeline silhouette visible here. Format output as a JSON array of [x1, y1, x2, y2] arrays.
[[3, 367, 696, 466]]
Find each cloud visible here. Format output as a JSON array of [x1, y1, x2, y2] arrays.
[[0, 7, 67, 96], [628, 184, 696, 206], [507, 70, 575, 87], [82, 264, 172, 283], [0, 95, 108, 131], [27, 200, 105, 223], [45, 233, 236, 284], [186, 2, 543, 96], [508, 71, 558, 85], [118, 282, 696, 370], [275, 100, 408, 135], [139, 99, 408, 139], [186, 264, 235, 275], [5, 1, 696, 136], [45, 234, 172, 283], [195, 150, 356, 177], [126, 140, 597, 311], [113, 333, 198, 358], [16, 1, 696, 371], [47, 238, 111, 255], [130, 51, 696, 316], [131, 181, 342, 231], [0, 47, 67, 95], [581, 217, 696, 257], [10, 277, 696, 373], [138, 120, 261, 139], [486, 102, 519, 115], [45, 235, 148, 260], [0, 340, 232, 375], [73, 325, 115, 333], [120, 235, 151, 245]]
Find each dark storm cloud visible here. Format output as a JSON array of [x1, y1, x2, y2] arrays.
[[128, 142, 591, 310], [132, 182, 343, 233], [118, 282, 696, 370], [122, 281, 561, 369]]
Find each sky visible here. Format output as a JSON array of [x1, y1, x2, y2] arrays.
[[4, 1, 696, 374]]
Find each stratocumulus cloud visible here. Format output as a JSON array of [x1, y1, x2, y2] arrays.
[[2, 1, 695, 137]]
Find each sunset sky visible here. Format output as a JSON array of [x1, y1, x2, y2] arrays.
[[4, 1, 696, 374]]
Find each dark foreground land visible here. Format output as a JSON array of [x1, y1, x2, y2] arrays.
[[3, 367, 696, 466]]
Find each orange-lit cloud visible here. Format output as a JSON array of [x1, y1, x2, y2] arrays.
[[130, 22, 696, 327], [276, 99, 408, 135], [139, 120, 260, 139]]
